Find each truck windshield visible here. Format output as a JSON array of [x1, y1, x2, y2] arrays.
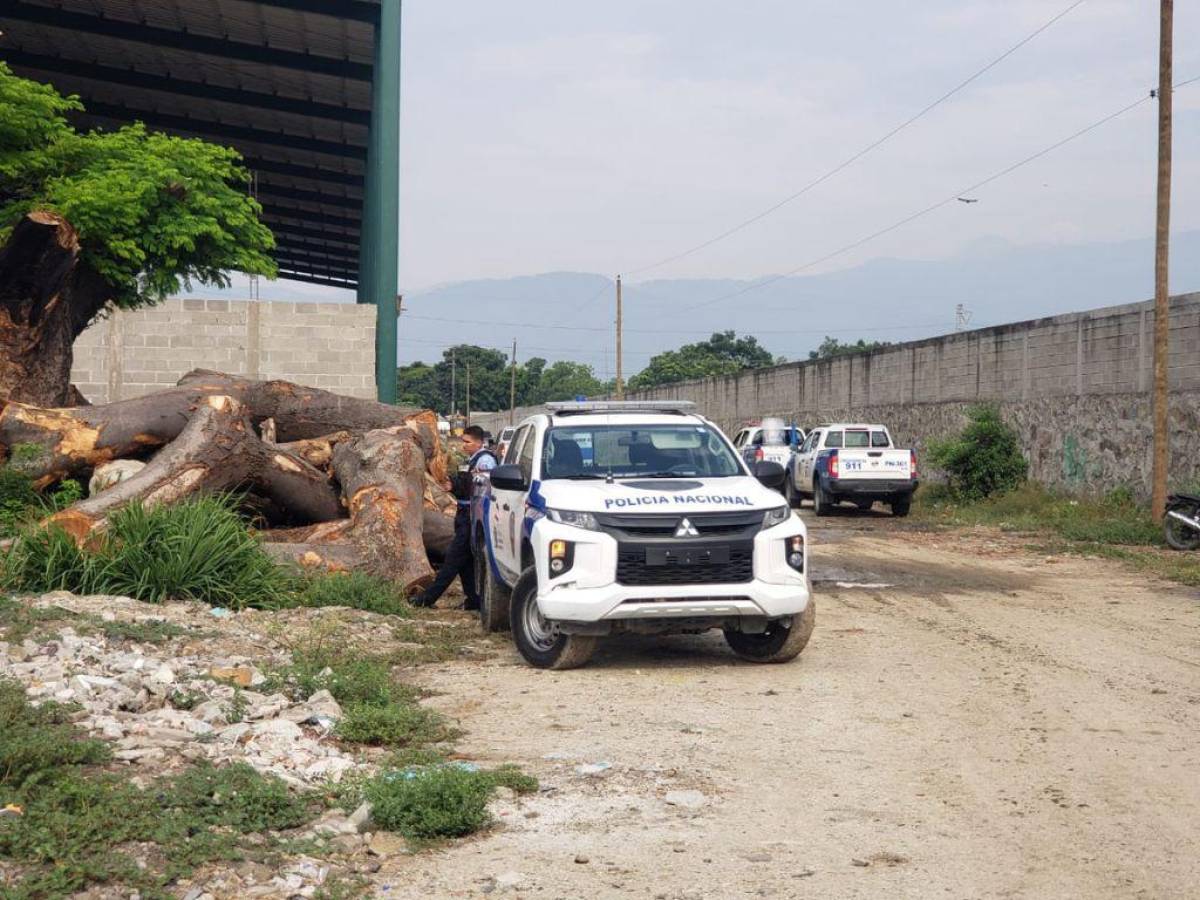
[[541, 425, 742, 480]]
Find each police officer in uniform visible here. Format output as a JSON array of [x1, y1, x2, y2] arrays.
[[412, 425, 496, 609]]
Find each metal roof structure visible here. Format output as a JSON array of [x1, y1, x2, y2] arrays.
[[0, 0, 401, 401]]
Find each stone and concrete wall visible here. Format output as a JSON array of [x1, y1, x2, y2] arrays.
[[71, 297, 377, 403], [482, 294, 1200, 495], [631, 293, 1200, 495]]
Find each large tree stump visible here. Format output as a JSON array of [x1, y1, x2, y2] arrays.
[[45, 395, 341, 541], [0, 213, 112, 408], [332, 428, 434, 593]]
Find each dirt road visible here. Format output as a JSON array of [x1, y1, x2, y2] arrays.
[[377, 513, 1200, 899]]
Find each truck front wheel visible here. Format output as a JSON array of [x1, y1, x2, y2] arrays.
[[474, 536, 511, 633], [509, 568, 596, 669], [724, 599, 816, 663]]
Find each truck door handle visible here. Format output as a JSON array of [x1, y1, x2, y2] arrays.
[[501, 503, 511, 511]]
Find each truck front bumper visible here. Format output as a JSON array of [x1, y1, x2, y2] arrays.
[[530, 518, 812, 624]]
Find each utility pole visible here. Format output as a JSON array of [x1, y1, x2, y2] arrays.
[[450, 349, 456, 417], [509, 338, 517, 425], [615, 275, 624, 399], [1151, 0, 1173, 521], [465, 361, 472, 427]]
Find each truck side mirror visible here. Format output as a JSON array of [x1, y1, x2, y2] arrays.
[[490, 464, 527, 492], [753, 460, 785, 490]]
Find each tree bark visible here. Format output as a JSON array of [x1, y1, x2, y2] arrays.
[[0, 213, 113, 408], [331, 428, 434, 593], [1, 374, 442, 487], [44, 394, 341, 541], [261, 541, 364, 573]]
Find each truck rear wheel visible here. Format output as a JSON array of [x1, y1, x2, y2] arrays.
[[474, 535, 511, 633], [724, 599, 816, 663], [813, 481, 832, 517], [784, 475, 800, 508], [509, 568, 596, 669], [891, 497, 911, 517]]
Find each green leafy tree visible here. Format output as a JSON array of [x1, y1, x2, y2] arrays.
[[807, 336, 893, 360], [0, 62, 276, 405], [628, 331, 776, 391], [926, 404, 1028, 500], [528, 360, 606, 403]]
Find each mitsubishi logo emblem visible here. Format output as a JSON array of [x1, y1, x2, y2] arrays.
[[674, 517, 700, 538]]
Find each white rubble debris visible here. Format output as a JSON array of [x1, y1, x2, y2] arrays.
[[0, 593, 360, 788]]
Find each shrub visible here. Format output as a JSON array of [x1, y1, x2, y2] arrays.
[[335, 701, 453, 747], [926, 404, 1027, 500]]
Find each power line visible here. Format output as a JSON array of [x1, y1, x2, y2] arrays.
[[681, 77, 1194, 313], [623, 0, 1088, 277], [399, 310, 950, 336]]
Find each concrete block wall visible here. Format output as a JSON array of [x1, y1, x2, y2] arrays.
[[71, 298, 377, 403], [623, 293, 1200, 495]]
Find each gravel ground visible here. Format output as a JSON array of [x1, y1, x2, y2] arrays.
[[368, 511, 1200, 899]]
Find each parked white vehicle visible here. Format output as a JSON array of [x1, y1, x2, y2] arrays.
[[731, 421, 806, 476], [471, 401, 815, 669], [786, 423, 918, 516]]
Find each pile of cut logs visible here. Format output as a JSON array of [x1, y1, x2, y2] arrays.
[[0, 370, 456, 593]]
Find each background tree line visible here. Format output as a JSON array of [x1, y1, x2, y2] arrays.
[[398, 330, 892, 411]]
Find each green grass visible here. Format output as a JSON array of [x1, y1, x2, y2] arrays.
[[282, 570, 413, 617], [912, 482, 1200, 587], [913, 482, 1162, 545], [0, 680, 321, 899], [0, 496, 291, 608], [0, 460, 83, 540]]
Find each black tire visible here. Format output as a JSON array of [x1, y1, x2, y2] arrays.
[[813, 480, 832, 517], [891, 497, 911, 518], [784, 475, 800, 509], [474, 532, 511, 632], [509, 568, 596, 669], [724, 599, 816, 663], [1164, 502, 1200, 551]]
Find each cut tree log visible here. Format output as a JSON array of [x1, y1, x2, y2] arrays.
[[0, 372, 443, 487], [276, 431, 353, 469], [261, 541, 364, 573], [331, 428, 434, 593], [44, 395, 341, 541]]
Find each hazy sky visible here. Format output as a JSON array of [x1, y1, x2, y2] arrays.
[[395, 0, 1197, 289]]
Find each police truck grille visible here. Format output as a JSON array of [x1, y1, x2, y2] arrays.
[[615, 542, 754, 586]]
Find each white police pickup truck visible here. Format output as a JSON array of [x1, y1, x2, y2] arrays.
[[786, 423, 918, 516], [470, 401, 814, 670]]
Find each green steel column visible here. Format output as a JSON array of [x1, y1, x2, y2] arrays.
[[364, 0, 401, 402]]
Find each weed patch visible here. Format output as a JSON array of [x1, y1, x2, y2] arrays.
[[335, 702, 455, 747], [361, 764, 539, 843]]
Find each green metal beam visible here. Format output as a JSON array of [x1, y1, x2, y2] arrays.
[[363, 0, 401, 403]]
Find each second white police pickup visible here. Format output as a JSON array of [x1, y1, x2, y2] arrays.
[[470, 401, 815, 670], [785, 422, 919, 516]]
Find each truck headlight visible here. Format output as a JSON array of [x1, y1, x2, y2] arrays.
[[761, 506, 790, 529], [546, 508, 600, 531]]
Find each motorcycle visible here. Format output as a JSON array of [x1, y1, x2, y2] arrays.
[[1164, 493, 1200, 551]]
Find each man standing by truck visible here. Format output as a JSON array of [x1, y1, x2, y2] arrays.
[[412, 425, 496, 610]]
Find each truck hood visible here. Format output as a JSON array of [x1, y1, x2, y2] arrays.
[[534, 475, 784, 515]]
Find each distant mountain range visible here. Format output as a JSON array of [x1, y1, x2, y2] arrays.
[[397, 230, 1200, 376], [200, 230, 1200, 378]]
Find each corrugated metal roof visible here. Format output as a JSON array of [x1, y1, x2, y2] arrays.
[[0, 0, 382, 288]]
